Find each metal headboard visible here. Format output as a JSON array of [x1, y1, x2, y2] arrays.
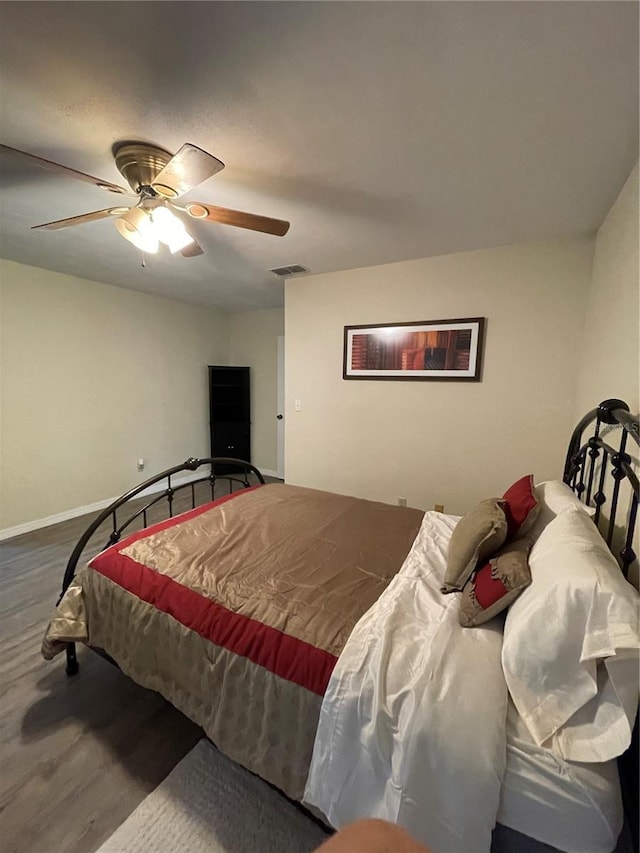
[[563, 398, 639, 579], [564, 398, 639, 852]]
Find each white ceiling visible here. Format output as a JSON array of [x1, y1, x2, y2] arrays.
[[0, 1, 637, 312]]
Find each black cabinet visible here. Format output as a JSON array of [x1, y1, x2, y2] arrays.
[[208, 366, 251, 462]]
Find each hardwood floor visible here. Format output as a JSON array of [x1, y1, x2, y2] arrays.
[[0, 478, 277, 853]]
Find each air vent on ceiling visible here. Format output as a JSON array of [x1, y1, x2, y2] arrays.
[[270, 264, 307, 277]]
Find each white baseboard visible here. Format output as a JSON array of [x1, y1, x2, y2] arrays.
[[0, 469, 210, 543], [259, 468, 283, 479]]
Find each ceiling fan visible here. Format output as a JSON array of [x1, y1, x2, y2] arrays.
[[0, 141, 290, 258]]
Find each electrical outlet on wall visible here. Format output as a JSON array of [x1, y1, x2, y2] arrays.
[[397, 497, 407, 507]]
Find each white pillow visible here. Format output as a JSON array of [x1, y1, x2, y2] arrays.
[[502, 508, 639, 762], [529, 480, 595, 540]]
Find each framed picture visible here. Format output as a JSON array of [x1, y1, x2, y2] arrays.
[[343, 317, 485, 381]]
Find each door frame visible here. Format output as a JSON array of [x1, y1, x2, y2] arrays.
[[276, 335, 285, 479]]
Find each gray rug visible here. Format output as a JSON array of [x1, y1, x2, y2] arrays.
[[96, 740, 330, 853]]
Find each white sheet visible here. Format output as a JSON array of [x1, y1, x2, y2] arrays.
[[304, 511, 508, 853], [498, 699, 623, 853]]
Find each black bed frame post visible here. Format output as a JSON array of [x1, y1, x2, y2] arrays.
[[167, 474, 174, 518], [65, 643, 79, 676]]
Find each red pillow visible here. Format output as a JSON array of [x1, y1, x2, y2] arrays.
[[474, 564, 509, 609], [502, 474, 540, 539], [459, 539, 532, 627]]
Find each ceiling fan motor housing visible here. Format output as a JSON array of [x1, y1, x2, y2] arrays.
[[113, 142, 173, 195]]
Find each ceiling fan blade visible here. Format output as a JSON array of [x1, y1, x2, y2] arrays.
[[181, 237, 204, 258], [31, 207, 128, 231], [184, 201, 290, 237], [151, 143, 225, 199], [1, 144, 132, 195]]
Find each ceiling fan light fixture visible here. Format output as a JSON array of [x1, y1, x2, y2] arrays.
[[151, 206, 194, 253], [115, 207, 159, 254]]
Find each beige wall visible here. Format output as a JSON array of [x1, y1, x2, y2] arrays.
[[4, 169, 635, 534], [574, 164, 640, 589], [575, 163, 639, 417], [228, 308, 284, 473], [0, 259, 229, 530], [285, 237, 594, 515]]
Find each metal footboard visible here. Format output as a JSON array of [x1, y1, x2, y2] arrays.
[[58, 456, 265, 675]]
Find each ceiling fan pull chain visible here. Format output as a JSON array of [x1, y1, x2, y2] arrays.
[[141, 253, 146, 269]]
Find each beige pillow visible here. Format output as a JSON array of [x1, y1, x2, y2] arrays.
[[441, 498, 508, 594], [459, 539, 532, 627]]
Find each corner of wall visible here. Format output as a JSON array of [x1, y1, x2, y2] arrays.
[[575, 163, 640, 419]]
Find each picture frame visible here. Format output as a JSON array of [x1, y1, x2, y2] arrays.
[[343, 317, 485, 381]]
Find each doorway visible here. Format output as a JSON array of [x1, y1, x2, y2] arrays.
[[276, 335, 285, 479]]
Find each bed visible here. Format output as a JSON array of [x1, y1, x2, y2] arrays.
[[42, 401, 639, 853]]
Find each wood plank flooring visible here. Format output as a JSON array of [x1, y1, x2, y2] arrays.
[[0, 478, 277, 853]]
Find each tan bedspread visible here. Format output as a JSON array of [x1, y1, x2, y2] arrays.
[[43, 483, 424, 799]]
